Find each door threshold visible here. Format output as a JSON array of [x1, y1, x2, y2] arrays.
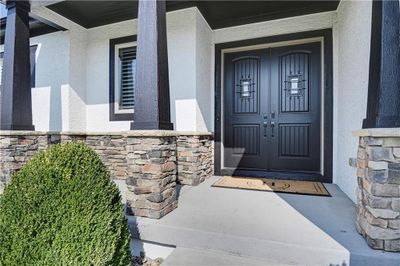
[[218, 168, 327, 183]]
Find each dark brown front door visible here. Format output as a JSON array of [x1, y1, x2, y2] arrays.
[[223, 42, 321, 177]]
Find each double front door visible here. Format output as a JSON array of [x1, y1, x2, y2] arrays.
[[224, 42, 321, 174]]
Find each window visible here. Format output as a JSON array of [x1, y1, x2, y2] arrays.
[[118, 46, 136, 110], [109, 35, 137, 121]]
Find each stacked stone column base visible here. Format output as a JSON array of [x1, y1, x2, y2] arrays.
[[126, 136, 178, 219], [352, 129, 400, 252]]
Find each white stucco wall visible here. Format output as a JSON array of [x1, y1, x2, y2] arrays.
[[167, 8, 198, 132], [31, 7, 89, 132], [85, 19, 138, 131], [26, 7, 334, 133], [85, 8, 212, 132], [65, 28, 87, 132], [31, 31, 69, 131], [332, 1, 372, 202], [14, 7, 335, 133], [213, 11, 335, 44], [0, 30, 72, 132], [195, 9, 214, 132]]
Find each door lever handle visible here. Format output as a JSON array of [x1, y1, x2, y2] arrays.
[[263, 122, 268, 137], [271, 121, 275, 137]]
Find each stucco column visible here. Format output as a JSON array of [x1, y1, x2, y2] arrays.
[[0, 1, 34, 130], [131, 0, 173, 130]]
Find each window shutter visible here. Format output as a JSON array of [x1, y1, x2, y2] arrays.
[[119, 46, 136, 110]]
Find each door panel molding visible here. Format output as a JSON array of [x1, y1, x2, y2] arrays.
[[214, 29, 333, 183], [278, 123, 310, 157]]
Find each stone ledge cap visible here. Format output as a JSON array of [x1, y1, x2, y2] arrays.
[[0, 130, 50, 136], [0, 130, 213, 137], [353, 128, 400, 137]]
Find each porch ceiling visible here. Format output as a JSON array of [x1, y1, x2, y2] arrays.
[[47, 0, 339, 29], [0, 17, 62, 44]]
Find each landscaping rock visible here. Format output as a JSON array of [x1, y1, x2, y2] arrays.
[[131, 252, 163, 266]]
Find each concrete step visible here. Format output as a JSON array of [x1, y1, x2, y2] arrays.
[[162, 247, 293, 266], [123, 178, 400, 266], [128, 215, 348, 266], [130, 220, 400, 266]]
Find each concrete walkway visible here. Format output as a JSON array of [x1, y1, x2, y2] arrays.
[[117, 177, 399, 266]]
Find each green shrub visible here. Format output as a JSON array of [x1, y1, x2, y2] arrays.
[[0, 142, 131, 266]]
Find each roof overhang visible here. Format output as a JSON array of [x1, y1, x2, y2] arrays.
[[0, 16, 64, 43], [47, 0, 340, 30], [0, 1, 66, 43]]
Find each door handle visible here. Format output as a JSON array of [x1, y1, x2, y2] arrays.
[[263, 122, 268, 137], [271, 121, 275, 137]]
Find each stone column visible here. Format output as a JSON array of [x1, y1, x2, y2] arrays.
[[125, 134, 177, 219], [352, 129, 400, 252]]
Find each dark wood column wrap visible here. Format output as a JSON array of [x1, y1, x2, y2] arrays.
[[363, 0, 400, 128], [0, 1, 34, 131], [131, 0, 173, 130]]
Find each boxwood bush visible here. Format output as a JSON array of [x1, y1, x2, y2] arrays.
[[0, 142, 131, 266]]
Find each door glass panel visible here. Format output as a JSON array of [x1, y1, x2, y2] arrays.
[[233, 57, 260, 114], [280, 53, 310, 112]]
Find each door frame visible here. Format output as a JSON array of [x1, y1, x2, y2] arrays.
[[214, 29, 333, 183]]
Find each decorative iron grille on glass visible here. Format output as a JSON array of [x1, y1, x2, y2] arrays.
[[237, 75, 255, 99], [285, 72, 306, 98], [118, 46, 136, 109]]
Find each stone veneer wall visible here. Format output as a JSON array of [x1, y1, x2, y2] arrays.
[[177, 135, 214, 185], [0, 134, 49, 194], [0, 131, 214, 219], [125, 136, 178, 219], [351, 129, 400, 252]]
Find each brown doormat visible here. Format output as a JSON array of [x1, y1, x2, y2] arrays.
[[212, 176, 331, 197]]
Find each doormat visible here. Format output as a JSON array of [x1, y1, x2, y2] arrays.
[[212, 176, 331, 197]]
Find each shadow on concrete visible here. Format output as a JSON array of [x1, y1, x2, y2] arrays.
[[128, 177, 399, 266]]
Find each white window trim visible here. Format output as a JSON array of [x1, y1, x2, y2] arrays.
[[114, 41, 137, 114]]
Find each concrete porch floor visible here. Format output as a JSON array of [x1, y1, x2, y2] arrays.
[[116, 177, 399, 266]]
